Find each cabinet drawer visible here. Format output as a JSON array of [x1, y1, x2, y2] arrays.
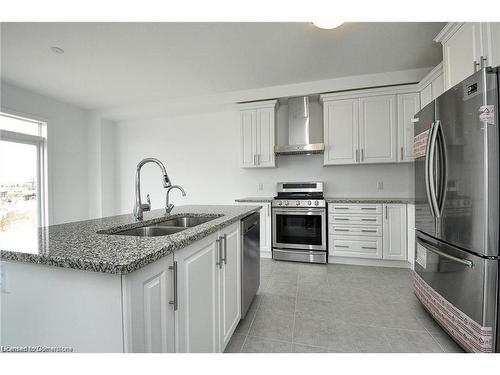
[[329, 225, 382, 237], [329, 214, 382, 226], [329, 236, 382, 259], [329, 203, 382, 214]]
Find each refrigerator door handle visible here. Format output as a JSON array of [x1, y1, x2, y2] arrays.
[[417, 237, 473, 268], [436, 124, 448, 215], [425, 122, 437, 217], [428, 120, 441, 218]]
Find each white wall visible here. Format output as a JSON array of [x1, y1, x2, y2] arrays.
[[110, 110, 413, 215], [1, 83, 92, 224]]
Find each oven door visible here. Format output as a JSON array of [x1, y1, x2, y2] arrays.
[[272, 208, 326, 251]]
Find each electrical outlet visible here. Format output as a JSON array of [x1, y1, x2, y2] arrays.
[[377, 181, 384, 190], [258, 183, 263, 191]]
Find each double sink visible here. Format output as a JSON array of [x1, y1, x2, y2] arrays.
[[113, 215, 218, 237]]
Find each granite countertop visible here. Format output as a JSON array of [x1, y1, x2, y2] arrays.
[[235, 197, 274, 202], [325, 197, 414, 204], [0, 205, 261, 275]]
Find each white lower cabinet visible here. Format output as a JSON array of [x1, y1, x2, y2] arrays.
[[124, 222, 241, 353], [329, 203, 408, 263], [218, 223, 241, 351], [174, 222, 241, 353], [122, 253, 176, 353], [382, 204, 408, 261]]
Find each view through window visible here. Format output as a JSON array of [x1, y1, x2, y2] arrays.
[[0, 113, 47, 253]]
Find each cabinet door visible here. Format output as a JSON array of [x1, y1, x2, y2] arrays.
[[122, 253, 175, 353], [240, 110, 257, 168], [397, 93, 420, 162], [482, 22, 500, 68], [323, 99, 359, 165], [443, 23, 482, 90], [359, 95, 397, 163], [256, 108, 275, 168], [175, 234, 220, 353], [420, 84, 432, 108], [260, 203, 272, 254], [218, 222, 241, 351], [382, 204, 408, 261]]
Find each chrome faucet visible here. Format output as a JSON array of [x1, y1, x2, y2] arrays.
[[134, 158, 171, 220], [165, 185, 186, 214]]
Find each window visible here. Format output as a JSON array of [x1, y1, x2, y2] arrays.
[[0, 112, 47, 253]]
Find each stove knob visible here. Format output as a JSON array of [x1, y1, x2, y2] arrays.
[[296, 201, 301, 206], [308, 201, 312, 205], [314, 201, 319, 206], [285, 201, 289, 206], [278, 201, 282, 206]]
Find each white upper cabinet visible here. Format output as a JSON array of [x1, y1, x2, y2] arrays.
[[239, 100, 277, 168], [419, 63, 444, 108], [397, 93, 420, 162], [436, 22, 500, 90], [323, 99, 359, 165], [359, 95, 397, 164], [322, 87, 417, 166]]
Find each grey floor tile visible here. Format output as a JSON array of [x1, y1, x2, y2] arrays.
[[241, 336, 293, 353], [258, 293, 296, 314], [430, 332, 465, 353], [293, 344, 335, 353], [293, 313, 358, 352], [353, 326, 394, 353], [269, 272, 298, 284], [224, 334, 246, 353], [385, 329, 444, 353], [263, 279, 297, 297], [249, 309, 294, 341]]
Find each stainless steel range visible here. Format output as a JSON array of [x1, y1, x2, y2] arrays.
[[272, 182, 327, 264]]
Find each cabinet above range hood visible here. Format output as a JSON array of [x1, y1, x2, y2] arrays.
[[274, 96, 325, 155]]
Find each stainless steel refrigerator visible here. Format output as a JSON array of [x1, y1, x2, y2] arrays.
[[413, 67, 499, 353]]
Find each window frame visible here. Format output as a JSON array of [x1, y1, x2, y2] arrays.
[[0, 113, 48, 229]]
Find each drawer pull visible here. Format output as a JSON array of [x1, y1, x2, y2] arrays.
[[361, 218, 377, 222], [334, 218, 349, 221], [335, 245, 350, 248], [361, 207, 377, 210], [362, 246, 377, 250], [361, 229, 377, 233], [334, 229, 350, 232], [335, 207, 349, 210]]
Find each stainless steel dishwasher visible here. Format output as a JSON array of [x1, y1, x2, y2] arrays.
[[241, 212, 260, 319]]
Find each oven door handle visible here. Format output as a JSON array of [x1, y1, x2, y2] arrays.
[[273, 208, 325, 214]]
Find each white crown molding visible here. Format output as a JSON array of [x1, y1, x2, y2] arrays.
[[320, 84, 419, 102], [237, 99, 278, 110], [434, 22, 464, 44], [417, 62, 443, 90]]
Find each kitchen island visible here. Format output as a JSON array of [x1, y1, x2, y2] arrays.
[[0, 204, 261, 353]]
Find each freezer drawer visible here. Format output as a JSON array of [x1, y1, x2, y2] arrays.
[[414, 231, 498, 352]]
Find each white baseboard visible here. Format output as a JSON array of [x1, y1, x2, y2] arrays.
[[260, 250, 272, 259], [328, 256, 410, 269]]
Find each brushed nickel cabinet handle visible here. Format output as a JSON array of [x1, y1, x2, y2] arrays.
[[355, 149, 359, 163], [385, 206, 388, 220], [168, 261, 178, 311], [400, 147, 404, 161], [361, 218, 376, 222], [335, 245, 349, 248], [215, 238, 222, 268], [361, 229, 377, 233], [361, 148, 364, 162], [222, 234, 227, 265], [335, 218, 349, 221], [362, 246, 377, 250], [361, 207, 376, 210], [335, 229, 350, 232]]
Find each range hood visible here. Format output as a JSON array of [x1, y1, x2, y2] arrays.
[[274, 96, 325, 155]]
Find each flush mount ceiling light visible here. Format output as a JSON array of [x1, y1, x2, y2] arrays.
[[50, 46, 65, 54], [312, 20, 344, 30]]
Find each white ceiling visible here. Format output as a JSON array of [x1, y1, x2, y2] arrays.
[[1, 22, 444, 110]]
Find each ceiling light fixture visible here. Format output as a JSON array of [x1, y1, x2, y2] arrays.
[[312, 21, 344, 30], [50, 46, 65, 54]]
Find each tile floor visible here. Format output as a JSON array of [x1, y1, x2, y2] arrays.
[[225, 259, 465, 353]]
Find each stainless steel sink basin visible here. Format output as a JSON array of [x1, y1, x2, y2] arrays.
[[156, 216, 216, 228], [112, 215, 218, 237], [118, 226, 185, 237]]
